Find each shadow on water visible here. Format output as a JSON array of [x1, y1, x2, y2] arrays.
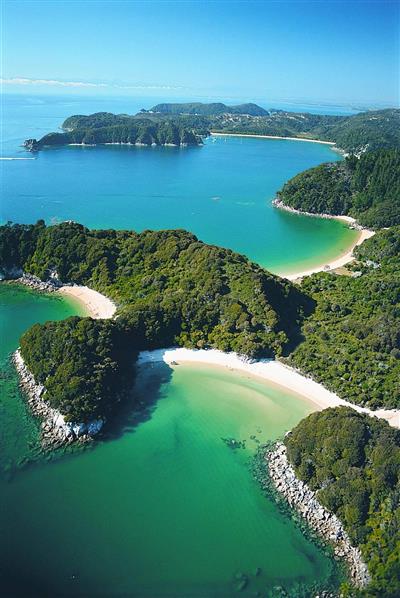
[[103, 359, 174, 442]]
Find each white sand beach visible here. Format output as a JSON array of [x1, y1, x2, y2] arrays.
[[283, 228, 375, 280], [271, 201, 376, 279], [210, 132, 335, 145], [58, 285, 116, 319], [138, 348, 400, 429]]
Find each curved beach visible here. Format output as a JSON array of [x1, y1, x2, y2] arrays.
[[58, 285, 116, 319], [138, 348, 400, 429], [59, 287, 399, 429], [283, 227, 375, 280], [210, 132, 335, 145], [271, 202, 375, 279]]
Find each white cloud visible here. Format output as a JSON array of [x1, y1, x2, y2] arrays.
[[1, 77, 184, 91], [1, 77, 108, 88]]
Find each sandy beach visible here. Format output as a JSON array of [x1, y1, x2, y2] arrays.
[[271, 201, 376, 279], [138, 348, 400, 429], [283, 228, 375, 280], [58, 285, 116, 319], [210, 132, 335, 145]]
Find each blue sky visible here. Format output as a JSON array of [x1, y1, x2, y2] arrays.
[[2, 0, 399, 106]]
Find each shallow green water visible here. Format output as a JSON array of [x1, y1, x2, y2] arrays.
[[0, 285, 341, 596], [0, 284, 86, 470]]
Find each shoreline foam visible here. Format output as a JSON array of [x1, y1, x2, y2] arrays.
[[137, 348, 400, 428]]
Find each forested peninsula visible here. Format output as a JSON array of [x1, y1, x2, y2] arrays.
[[11, 101, 400, 596], [2, 220, 399, 419], [1, 221, 310, 422], [276, 149, 400, 228], [23, 103, 400, 155], [24, 116, 202, 150]]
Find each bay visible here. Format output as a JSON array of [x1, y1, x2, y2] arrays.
[[2, 94, 357, 276]]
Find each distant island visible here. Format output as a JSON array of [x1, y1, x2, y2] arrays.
[[143, 101, 269, 116], [23, 102, 400, 155]]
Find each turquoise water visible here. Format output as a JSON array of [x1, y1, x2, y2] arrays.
[[0, 285, 341, 597], [2, 94, 357, 275], [0, 284, 86, 470]]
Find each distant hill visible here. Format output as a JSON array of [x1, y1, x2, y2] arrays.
[[146, 102, 269, 116], [24, 106, 400, 155], [203, 108, 400, 154]]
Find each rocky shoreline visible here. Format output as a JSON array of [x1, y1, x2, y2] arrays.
[[267, 443, 370, 589], [272, 198, 364, 231], [13, 350, 104, 448], [15, 272, 61, 292], [0, 269, 61, 292]]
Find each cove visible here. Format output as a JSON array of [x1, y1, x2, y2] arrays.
[[2, 95, 358, 276], [0, 285, 343, 596]]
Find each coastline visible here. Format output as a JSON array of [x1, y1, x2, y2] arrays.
[[57, 285, 116, 319], [266, 443, 370, 588], [137, 348, 400, 428], [210, 131, 335, 145], [272, 199, 375, 279], [13, 349, 104, 446]]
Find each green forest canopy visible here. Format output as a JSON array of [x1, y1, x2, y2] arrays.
[[288, 227, 400, 410], [285, 407, 400, 598], [2, 222, 399, 419], [277, 149, 400, 228], [1, 221, 310, 421]]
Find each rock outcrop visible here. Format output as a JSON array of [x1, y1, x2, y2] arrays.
[[267, 443, 370, 589], [13, 350, 104, 448], [23, 139, 40, 151]]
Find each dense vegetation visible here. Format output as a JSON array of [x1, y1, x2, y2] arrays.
[[3, 221, 399, 418], [277, 149, 400, 228], [20, 317, 133, 422], [146, 102, 269, 116], [24, 116, 201, 150], [288, 227, 400, 410], [1, 221, 313, 421], [285, 408, 400, 597], [201, 107, 400, 154]]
